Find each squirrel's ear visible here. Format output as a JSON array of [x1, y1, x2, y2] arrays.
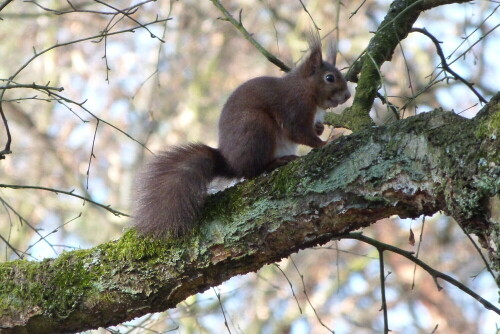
[[299, 44, 322, 77], [309, 46, 323, 72]]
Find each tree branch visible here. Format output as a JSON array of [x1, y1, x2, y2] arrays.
[[0, 184, 129, 217], [410, 27, 487, 104], [1, 94, 499, 333], [342, 233, 499, 314], [0, 15, 168, 159], [209, 0, 291, 73], [0, 103, 11, 159], [0, 0, 14, 13], [338, 0, 474, 132]]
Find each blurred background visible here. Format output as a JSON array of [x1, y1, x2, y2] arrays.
[[0, 0, 498, 333]]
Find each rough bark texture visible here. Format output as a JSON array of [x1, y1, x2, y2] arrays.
[[1, 93, 499, 334]]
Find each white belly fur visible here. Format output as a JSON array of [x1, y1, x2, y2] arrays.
[[274, 135, 299, 158], [274, 107, 326, 159], [314, 107, 326, 123]]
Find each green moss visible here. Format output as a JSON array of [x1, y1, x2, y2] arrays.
[[109, 229, 171, 261], [0, 229, 202, 322], [475, 102, 500, 139], [267, 163, 303, 197], [46, 253, 95, 317], [0, 250, 99, 319], [0, 260, 44, 313], [203, 184, 247, 224]]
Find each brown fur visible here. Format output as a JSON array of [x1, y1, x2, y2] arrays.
[[133, 144, 230, 237], [132, 35, 351, 237]]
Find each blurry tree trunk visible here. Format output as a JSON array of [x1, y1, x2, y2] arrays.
[[0, 94, 498, 334]]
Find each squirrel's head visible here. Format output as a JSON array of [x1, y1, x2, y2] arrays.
[[296, 34, 351, 109]]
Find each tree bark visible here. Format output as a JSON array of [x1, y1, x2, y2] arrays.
[[1, 93, 499, 334]]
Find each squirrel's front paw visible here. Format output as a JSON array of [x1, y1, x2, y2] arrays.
[[315, 122, 325, 136]]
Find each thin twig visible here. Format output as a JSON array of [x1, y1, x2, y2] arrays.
[[20, 213, 82, 258], [24, 0, 155, 16], [0, 102, 11, 159], [0, 0, 14, 13], [410, 27, 487, 104], [448, 22, 500, 68], [209, 0, 290, 72], [366, 52, 398, 122], [376, 92, 400, 121], [213, 287, 232, 334], [411, 216, 426, 289], [337, 232, 500, 316], [274, 263, 303, 313], [0, 197, 59, 257], [0, 233, 22, 259], [86, 120, 99, 191], [377, 249, 390, 333], [94, 0, 165, 43], [0, 17, 168, 156], [447, 3, 500, 59], [0, 184, 129, 217], [0, 82, 64, 91], [48, 91, 153, 154], [459, 224, 496, 282], [0, 82, 63, 155], [154, 0, 176, 87], [349, 0, 367, 19], [395, 26, 416, 119], [298, 0, 321, 31], [290, 257, 335, 333], [3, 17, 171, 88], [334, 0, 341, 48]]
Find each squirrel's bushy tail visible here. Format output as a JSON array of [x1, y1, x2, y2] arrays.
[[132, 143, 229, 237]]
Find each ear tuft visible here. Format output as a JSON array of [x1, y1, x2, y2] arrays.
[[306, 29, 322, 53], [326, 38, 337, 67], [298, 30, 323, 76]]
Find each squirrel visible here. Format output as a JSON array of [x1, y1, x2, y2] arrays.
[[132, 34, 351, 237]]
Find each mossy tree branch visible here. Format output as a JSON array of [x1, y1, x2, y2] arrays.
[[1, 93, 499, 334], [326, 0, 474, 131]]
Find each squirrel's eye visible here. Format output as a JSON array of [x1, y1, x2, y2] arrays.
[[325, 74, 335, 83]]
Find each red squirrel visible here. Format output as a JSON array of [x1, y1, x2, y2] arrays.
[[132, 35, 351, 237]]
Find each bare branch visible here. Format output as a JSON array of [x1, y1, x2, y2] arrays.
[[24, 0, 156, 16], [410, 27, 487, 104], [0, 103, 11, 159], [0, 82, 64, 92], [0, 0, 14, 13], [298, 0, 321, 31], [94, 0, 165, 43], [291, 257, 334, 333], [274, 263, 303, 313], [341, 233, 500, 315], [448, 4, 499, 59], [0, 197, 59, 258], [209, 0, 291, 72], [3, 17, 170, 85], [342, 0, 474, 131], [0, 184, 129, 217], [0, 16, 169, 156]]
